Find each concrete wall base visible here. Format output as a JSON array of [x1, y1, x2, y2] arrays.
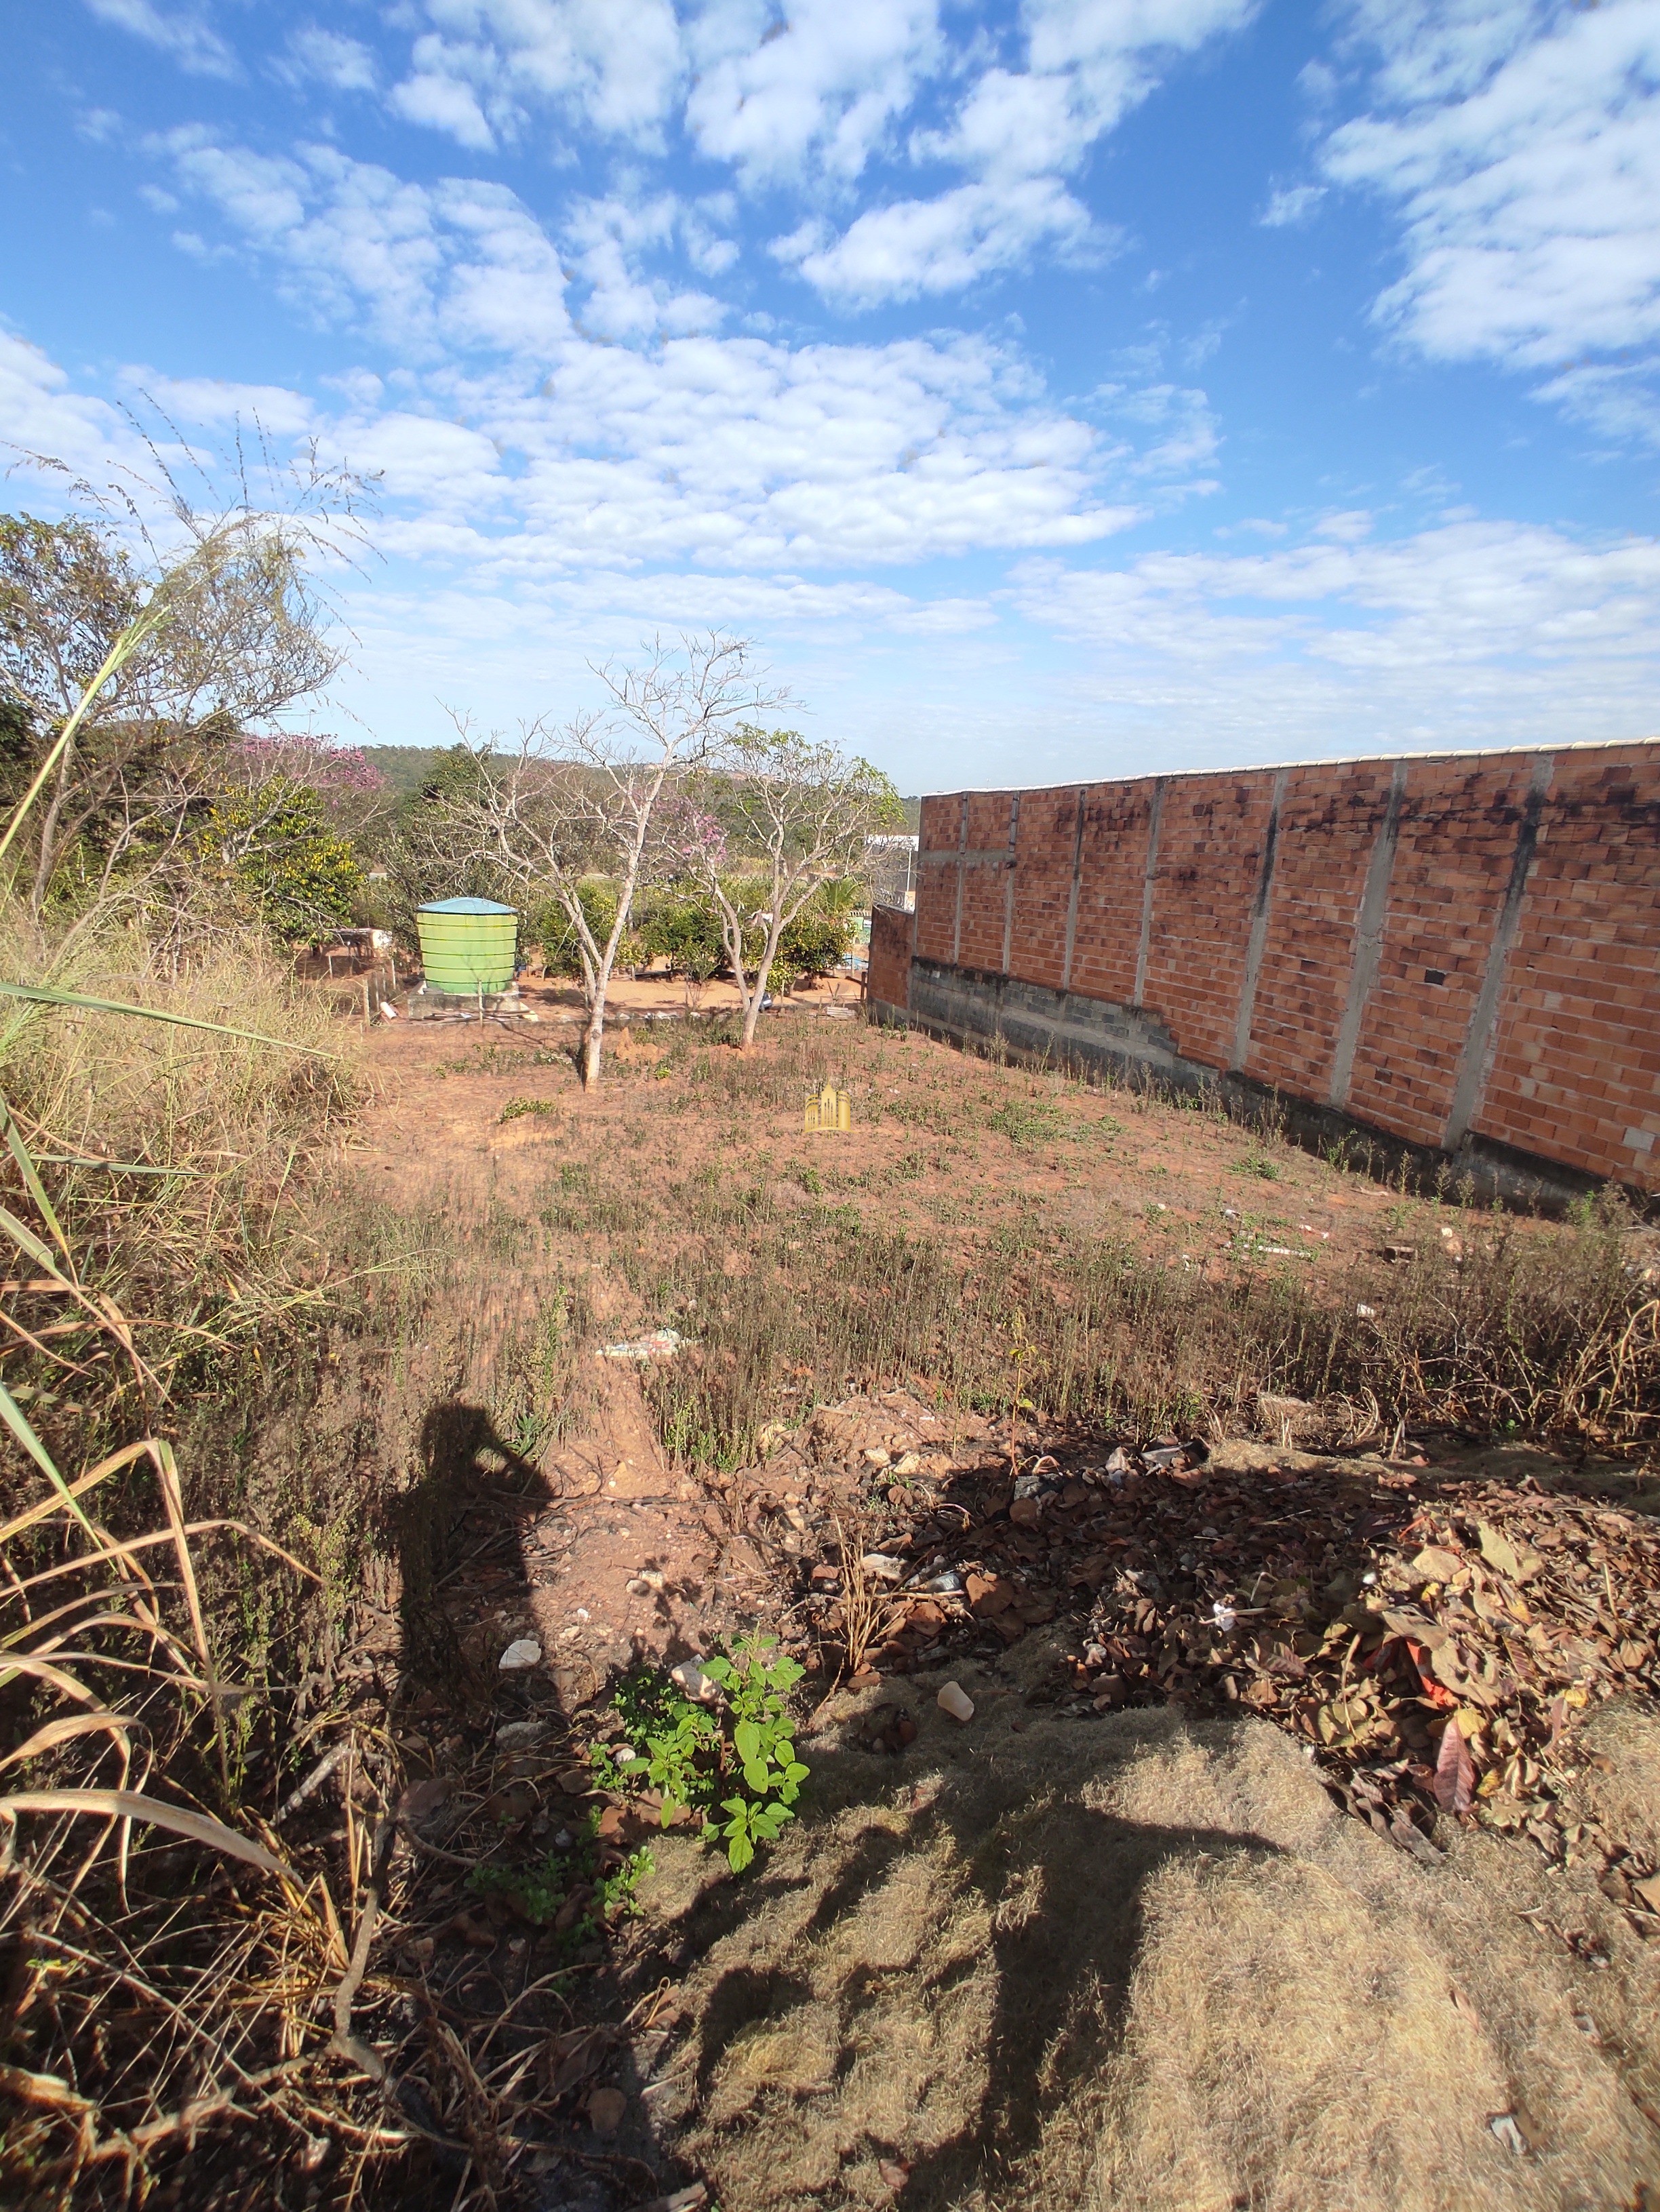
[[905, 957, 1646, 1218]]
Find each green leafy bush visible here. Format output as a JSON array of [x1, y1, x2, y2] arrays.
[[200, 777, 363, 947], [592, 1634, 810, 1872], [538, 880, 644, 978], [638, 891, 726, 980]]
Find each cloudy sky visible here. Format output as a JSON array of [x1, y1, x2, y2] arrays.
[[2, 0, 1658, 788]]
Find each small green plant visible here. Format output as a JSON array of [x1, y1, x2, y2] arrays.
[[795, 1162, 824, 1197], [467, 1814, 655, 1951], [500, 1095, 557, 1123], [1231, 1152, 1280, 1181], [593, 1634, 810, 1872], [989, 1098, 1063, 1148]]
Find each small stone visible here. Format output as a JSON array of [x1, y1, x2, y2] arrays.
[[863, 1447, 892, 1468], [498, 1638, 542, 1671], [588, 2087, 627, 2136], [860, 1552, 905, 1583], [496, 1718, 549, 1750], [670, 1660, 720, 1702]]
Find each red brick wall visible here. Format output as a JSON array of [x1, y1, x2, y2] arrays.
[[913, 795, 961, 963], [1242, 762, 1397, 1100], [866, 903, 915, 1011], [1068, 781, 1156, 1005], [1141, 773, 1280, 1072], [915, 743, 1660, 1192], [1008, 786, 1080, 989], [1478, 746, 1660, 1185]]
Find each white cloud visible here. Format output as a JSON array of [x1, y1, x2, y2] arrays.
[[155, 132, 570, 357], [389, 54, 498, 150], [912, 68, 1086, 180], [126, 372, 316, 437], [1011, 516, 1660, 749], [83, 0, 237, 78], [789, 0, 1258, 304], [389, 0, 682, 149], [685, 0, 942, 185], [789, 178, 1099, 306], [562, 194, 728, 340], [1324, 0, 1660, 432], [278, 28, 378, 96], [1024, 0, 1261, 138], [1259, 182, 1325, 227], [146, 133, 1171, 569]]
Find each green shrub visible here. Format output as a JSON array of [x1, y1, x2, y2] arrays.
[[591, 1634, 810, 1872]]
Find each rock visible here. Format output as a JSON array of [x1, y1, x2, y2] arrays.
[[588, 2086, 627, 2135], [863, 1447, 892, 1468], [936, 1681, 975, 1723], [860, 1552, 905, 1583], [496, 1719, 550, 1750], [671, 1660, 720, 1703], [498, 1638, 542, 1671]]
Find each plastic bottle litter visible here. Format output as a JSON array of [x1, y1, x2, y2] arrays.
[[936, 1681, 975, 1723]]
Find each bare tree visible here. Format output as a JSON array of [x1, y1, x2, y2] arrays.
[[665, 725, 901, 1047], [453, 634, 783, 1086]]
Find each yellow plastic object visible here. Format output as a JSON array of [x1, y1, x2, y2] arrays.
[[804, 1083, 852, 1133]]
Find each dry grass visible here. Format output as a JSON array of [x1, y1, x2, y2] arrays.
[[652, 1681, 1660, 2211], [483, 1017, 1660, 1473], [635, 1194, 1658, 1474], [0, 906, 363, 1447]]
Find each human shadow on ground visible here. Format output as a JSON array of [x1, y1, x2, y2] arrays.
[[658, 1711, 1291, 2212], [388, 1400, 698, 2212]]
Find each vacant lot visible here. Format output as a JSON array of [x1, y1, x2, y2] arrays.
[[8, 990, 1659, 2212]]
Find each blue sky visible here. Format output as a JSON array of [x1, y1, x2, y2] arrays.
[[2, 0, 1658, 789]]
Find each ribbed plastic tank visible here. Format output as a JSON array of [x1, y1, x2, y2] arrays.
[[415, 897, 519, 994]]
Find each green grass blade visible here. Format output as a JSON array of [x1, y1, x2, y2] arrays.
[[0, 1097, 71, 1262], [0, 982, 338, 1058], [0, 1380, 100, 1540]]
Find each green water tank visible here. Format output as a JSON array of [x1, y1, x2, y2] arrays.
[[415, 897, 519, 994]]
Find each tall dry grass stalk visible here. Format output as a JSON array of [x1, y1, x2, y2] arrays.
[[0, 1072, 407, 2205], [0, 902, 360, 1449]]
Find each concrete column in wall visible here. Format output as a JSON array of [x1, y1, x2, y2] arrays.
[[951, 794, 968, 967], [1231, 769, 1288, 1072], [1330, 761, 1408, 1111], [1000, 792, 1021, 974], [1132, 778, 1167, 1008], [1444, 753, 1556, 1152], [1060, 787, 1088, 993]]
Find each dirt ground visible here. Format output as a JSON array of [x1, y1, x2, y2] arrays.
[[320, 993, 1660, 2212]]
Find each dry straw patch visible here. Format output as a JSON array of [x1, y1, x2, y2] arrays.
[[653, 1685, 1660, 2212]]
